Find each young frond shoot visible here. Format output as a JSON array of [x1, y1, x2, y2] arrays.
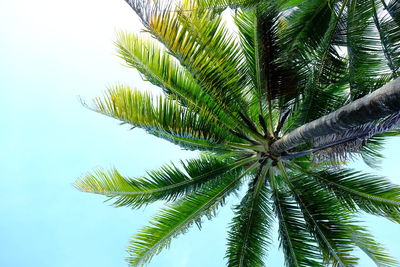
[[77, 0, 400, 266]]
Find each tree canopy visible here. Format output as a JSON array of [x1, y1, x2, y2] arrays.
[[76, 0, 400, 266]]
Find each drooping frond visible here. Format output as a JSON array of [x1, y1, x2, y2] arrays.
[[234, 5, 298, 137], [75, 154, 255, 208], [276, 0, 349, 131], [126, 162, 258, 266], [270, 178, 323, 267], [312, 112, 400, 163], [234, 8, 262, 118], [286, 161, 398, 265], [295, 166, 400, 222], [344, 0, 400, 100], [361, 128, 400, 168], [350, 225, 399, 266], [116, 31, 198, 105], [270, 78, 400, 155], [279, 162, 359, 266], [226, 163, 274, 267], [91, 85, 242, 151]]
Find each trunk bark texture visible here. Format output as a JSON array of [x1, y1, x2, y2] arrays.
[[270, 77, 400, 154]]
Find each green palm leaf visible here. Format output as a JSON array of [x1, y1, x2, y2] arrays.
[[295, 0, 349, 125], [127, 162, 258, 266], [75, 155, 255, 208], [350, 226, 399, 266], [282, 0, 333, 58], [270, 177, 323, 267], [91, 85, 240, 149], [386, 0, 400, 25], [234, 3, 299, 136], [125, 0, 265, 141], [372, 0, 400, 77], [225, 162, 274, 267], [296, 166, 400, 222], [286, 161, 399, 266], [79, 0, 400, 265], [361, 129, 400, 168], [115, 31, 244, 135], [279, 162, 359, 266], [195, 0, 307, 10], [347, 0, 383, 99], [195, 0, 264, 10]]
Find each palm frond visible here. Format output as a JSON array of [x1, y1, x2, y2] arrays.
[[234, 4, 299, 137], [294, 80, 349, 128], [116, 31, 256, 143], [116, 33, 221, 116], [79, 1, 400, 266], [312, 112, 400, 163], [295, 165, 400, 222], [124, 0, 265, 141], [347, 0, 384, 100], [372, 0, 400, 77], [225, 162, 274, 267], [294, 0, 349, 125], [148, 132, 234, 152], [277, 0, 349, 128], [90, 86, 241, 150], [195, 0, 308, 11], [116, 31, 197, 105], [234, 8, 263, 122], [236, 6, 298, 100], [75, 155, 256, 208], [282, 0, 332, 54], [126, 162, 258, 266], [386, 0, 400, 25], [195, 0, 264, 10], [350, 225, 399, 266], [279, 162, 359, 266], [361, 128, 400, 168], [281, 162, 398, 266], [270, 175, 323, 267], [127, 0, 246, 110]]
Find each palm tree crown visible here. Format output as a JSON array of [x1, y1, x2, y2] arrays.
[[75, 0, 400, 266]]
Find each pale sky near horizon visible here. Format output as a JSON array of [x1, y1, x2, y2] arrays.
[[1, 1, 399, 266]]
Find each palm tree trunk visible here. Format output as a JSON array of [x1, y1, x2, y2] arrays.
[[270, 78, 400, 154]]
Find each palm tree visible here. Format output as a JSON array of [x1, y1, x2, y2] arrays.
[[75, 0, 400, 265]]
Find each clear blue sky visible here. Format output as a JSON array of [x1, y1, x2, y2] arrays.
[[1, 0, 399, 266]]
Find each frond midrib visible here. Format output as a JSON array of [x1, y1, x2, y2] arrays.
[[273, 192, 300, 267], [84, 156, 255, 197], [278, 162, 346, 266], [305, 168, 400, 206], [237, 162, 270, 267]]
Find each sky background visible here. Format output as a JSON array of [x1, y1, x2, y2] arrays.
[[1, 0, 399, 266]]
